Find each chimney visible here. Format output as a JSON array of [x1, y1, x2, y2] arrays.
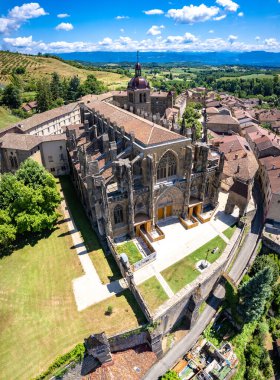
[[235, 154, 238, 160], [236, 164, 240, 173], [272, 164, 276, 170]]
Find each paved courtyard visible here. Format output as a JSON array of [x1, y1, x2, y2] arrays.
[[134, 192, 239, 287]]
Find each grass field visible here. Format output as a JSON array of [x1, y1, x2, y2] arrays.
[[223, 225, 237, 240], [0, 202, 145, 380], [161, 236, 227, 293], [116, 241, 143, 265], [59, 176, 121, 284], [138, 276, 169, 313], [0, 106, 21, 130], [0, 51, 129, 89], [218, 73, 274, 81]]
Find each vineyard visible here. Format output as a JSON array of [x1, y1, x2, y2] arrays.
[[0, 51, 129, 89]]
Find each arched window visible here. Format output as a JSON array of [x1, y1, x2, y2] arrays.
[[114, 205, 124, 224], [157, 151, 177, 180]]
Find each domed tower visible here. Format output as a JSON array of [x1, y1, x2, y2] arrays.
[[127, 53, 151, 114]]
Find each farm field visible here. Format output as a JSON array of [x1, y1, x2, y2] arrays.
[[0, 203, 145, 380], [0, 51, 129, 89], [0, 106, 21, 130], [218, 73, 274, 81]]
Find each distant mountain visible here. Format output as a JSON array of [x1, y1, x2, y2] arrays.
[[57, 51, 280, 67]]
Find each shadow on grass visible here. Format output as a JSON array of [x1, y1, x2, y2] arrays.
[[0, 228, 56, 259], [59, 176, 121, 282], [117, 289, 147, 326]]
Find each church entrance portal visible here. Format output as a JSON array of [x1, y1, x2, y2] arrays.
[[157, 205, 173, 220]]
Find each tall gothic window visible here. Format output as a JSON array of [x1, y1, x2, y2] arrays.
[[114, 205, 124, 224], [157, 151, 177, 180]]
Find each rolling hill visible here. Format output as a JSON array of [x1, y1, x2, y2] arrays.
[[0, 51, 130, 89]]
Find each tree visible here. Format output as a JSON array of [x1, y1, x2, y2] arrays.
[[239, 267, 273, 323], [67, 75, 81, 101], [0, 160, 61, 253], [36, 78, 52, 112], [251, 255, 279, 283], [2, 84, 21, 109], [161, 370, 180, 380], [80, 74, 107, 96], [50, 72, 62, 101]]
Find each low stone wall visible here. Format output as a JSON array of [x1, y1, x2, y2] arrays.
[[108, 329, 149, 352], [262, 233, 280, 254], [133, 252, 157, 271]]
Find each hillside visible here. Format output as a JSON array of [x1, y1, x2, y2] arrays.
[[0, 51, 129, 89]]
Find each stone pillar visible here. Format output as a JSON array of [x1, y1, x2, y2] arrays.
[[149, 331, 163, 358], [146, 154, 155, 226], [182, 146, 193, 217], [211, 152, 224, 207], [84, 333, 113, 364], [109, 141, 117, 162]]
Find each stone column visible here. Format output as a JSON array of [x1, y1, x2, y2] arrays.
[[182, 146, 193, 217]]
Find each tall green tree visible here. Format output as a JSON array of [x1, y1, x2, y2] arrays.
[[50, 72, 62, 100], [67, 75, 81, 101], [0, 160, 61, 252], [239, 267, 273, 323], [36, 78, 52, 112], [2, 84, 21, 109]]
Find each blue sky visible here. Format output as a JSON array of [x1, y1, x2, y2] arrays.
[[0, 1, 279, 53]]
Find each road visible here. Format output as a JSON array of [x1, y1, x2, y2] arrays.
[[143, 182, 264, 380]]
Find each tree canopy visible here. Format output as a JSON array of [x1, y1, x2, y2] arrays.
[[0, 159, 61, 252], [239, 267, 273, 323]]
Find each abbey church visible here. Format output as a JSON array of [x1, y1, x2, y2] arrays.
[[66, 60, 224, 240]]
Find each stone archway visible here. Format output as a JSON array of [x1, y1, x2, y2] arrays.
[[156, 186, 184, 220]]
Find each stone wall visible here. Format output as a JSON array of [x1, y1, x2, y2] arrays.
[[108, 329, 149, 352]]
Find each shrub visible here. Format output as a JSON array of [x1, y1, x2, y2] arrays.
[[33, 343, 85, 380], [106, 305, 113, 315]]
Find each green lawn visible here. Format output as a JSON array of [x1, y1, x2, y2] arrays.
[[223, 224, 237, 240], [59, 176, 121, 284], [0, 211, 145, 380], [161, 236, 227, 294], [0, 106, 21, 130], [116, 241, 143, 265], [138, 276, 169, 313]]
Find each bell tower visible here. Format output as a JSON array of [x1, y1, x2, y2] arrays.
[[127, 51, 151, 114]]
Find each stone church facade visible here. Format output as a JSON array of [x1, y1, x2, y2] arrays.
[[67, 83, 224, 241]]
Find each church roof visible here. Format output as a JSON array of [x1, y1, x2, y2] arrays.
[[86, 100, 186, 147], [128, 76, 150, 90]]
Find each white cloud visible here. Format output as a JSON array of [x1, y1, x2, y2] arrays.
[[3, 34, 280, 54], [214, 15, 227, 20], [167, 4, 220, 23], [208, 29, 215, 33], [264, 38, 279, 47], [0, 3, 48, 34], [144, 9, 164, 15], [147, 25, 165, 36], [166, 32, 197, 44], [99, 37, 113, 46], [228, 34, 238, 43], [115, 16, 129, 20], [238, 12, 244, 17], [3, 35, 34, 47], [216, 0, 239, 12], [55, 22, 74, 31], [120, 28, 125, 33], [8, 3, 48, 20], [255, 36, 261, 41], [57, 13, 70, 18]]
